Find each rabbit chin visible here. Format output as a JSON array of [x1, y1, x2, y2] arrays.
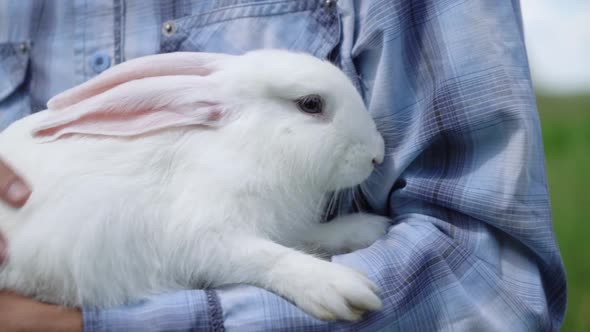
[[329, 165, 374, 191], [327, 153, 375, 191]]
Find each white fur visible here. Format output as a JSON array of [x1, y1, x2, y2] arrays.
[[0, 49, 387, 321]]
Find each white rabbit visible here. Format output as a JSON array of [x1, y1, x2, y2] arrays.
[[0, 49, 389, 321]]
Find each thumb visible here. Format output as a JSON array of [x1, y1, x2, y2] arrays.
[[0, 159, 31, 207]]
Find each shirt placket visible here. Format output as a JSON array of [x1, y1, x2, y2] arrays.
[[73, 0, 116, 83]]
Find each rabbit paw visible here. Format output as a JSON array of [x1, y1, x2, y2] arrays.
[[287, 262, 382, 321], [316, 214, 390, 254]]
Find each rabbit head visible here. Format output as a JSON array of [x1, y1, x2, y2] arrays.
[[206, 50, 385, 191], [39, 49, 384, 192]]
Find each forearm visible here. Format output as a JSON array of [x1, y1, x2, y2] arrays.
[[82, 290, 218, 332], [80, 214, 560, 332], [35, 304, 82, 332], [215, 215, 560, 331], [0, 292, 82, 332]]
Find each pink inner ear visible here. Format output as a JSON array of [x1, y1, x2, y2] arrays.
[[34, 102, 225, 141], [36, 74, 229, 141]]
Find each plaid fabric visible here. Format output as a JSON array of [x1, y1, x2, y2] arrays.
[[0, 0, 566, 331]]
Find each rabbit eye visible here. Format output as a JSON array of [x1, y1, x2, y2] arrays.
[[295, 94, 324, 114]]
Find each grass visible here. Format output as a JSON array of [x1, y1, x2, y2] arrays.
[[537, 94, 590, 332]]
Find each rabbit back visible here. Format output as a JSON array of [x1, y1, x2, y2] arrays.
[[0, 111, 248, 307]]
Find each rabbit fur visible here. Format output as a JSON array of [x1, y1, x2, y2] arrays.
[[0, 49, 388, 321]]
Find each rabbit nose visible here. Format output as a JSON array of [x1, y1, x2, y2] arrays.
[[372, 157, 383, 166]]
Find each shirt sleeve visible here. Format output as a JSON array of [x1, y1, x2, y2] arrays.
[[83, 0, 567, 331], [83, 290, 223, 332]]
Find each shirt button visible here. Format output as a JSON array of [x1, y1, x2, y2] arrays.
[[90, 52, 111, 73], [19, 42, 28, 54], [324, 0, 337, 8], [162, 21, 176, 37]]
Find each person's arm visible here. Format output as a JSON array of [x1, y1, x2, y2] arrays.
[[0, 159, 30, 262], [78, 1, 565, 331], [0, 292, 82, 332], [0, 1, 566, 331]]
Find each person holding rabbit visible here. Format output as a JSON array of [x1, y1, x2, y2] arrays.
[[0, 1, 566, 332]]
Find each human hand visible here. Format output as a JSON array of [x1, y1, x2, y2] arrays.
[[0, 291, 82, 332], [0, 165, 77, 332]]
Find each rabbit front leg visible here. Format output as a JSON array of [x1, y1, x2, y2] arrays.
[[299, 213, 390, 255], [209, 236, 382, 321]]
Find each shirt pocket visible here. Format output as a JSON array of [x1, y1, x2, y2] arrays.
[[0, 41, 31, 130], [160, 1, 340, 60]]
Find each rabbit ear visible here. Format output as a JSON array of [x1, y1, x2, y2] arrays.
[[32, 75, 229, 141], [47, 52, 233, 110]]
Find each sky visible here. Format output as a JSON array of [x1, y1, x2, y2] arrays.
[[520, 0, 590, 94]]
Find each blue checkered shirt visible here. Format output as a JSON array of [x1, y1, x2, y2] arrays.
[[0, 0, 566, 331]]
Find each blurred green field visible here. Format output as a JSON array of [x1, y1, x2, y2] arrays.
[[537, 94, 590, 332]]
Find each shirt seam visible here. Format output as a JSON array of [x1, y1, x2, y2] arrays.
[[206, 289, 225, 332], [171, 0, 320, 30]]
